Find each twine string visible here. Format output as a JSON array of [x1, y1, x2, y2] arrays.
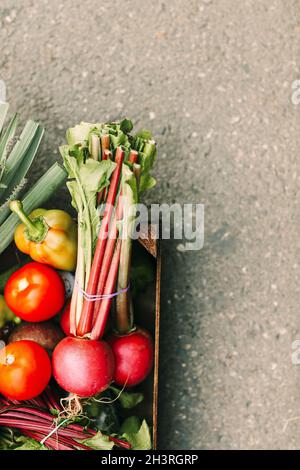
[[75, 279, 130, 302], [40, 418, 69, 445]]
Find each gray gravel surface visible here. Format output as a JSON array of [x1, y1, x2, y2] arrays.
[[1, 0, 300, 450]]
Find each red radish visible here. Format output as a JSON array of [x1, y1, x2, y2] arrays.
[[107, 327, 154, 387], [60, 301, 71, 336], [52, 337, 114, 397], [104, 156, 154, 388]]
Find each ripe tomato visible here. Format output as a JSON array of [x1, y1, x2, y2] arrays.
[[0, 340, 51, 400], [4, 262, 65, 322]]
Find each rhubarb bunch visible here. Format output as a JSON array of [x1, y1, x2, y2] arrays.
[[60, 119, 157, 339]]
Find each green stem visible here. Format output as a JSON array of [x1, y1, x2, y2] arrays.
[[90, 134, 100, 160], [115, 179, 136, 334], [115, 236, 134, 334], [75, 228, 85, 329], [70, 168, 93, 318], [9, 200, 47, 241]]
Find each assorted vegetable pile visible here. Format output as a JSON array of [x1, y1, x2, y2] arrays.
[[0, 108, 157, 450]]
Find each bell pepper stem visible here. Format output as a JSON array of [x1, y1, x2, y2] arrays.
[[9, 200, 44, 240]]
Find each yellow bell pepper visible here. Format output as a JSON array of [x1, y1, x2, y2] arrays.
[[10, 200, 77, 271]]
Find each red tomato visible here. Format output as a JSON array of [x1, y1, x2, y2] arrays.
[[4, 262, 65, 322], [0, 340, 51, 400]]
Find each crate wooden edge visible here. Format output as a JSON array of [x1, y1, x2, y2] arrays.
[[138, 224, 160, 450]]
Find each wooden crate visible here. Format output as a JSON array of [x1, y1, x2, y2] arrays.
[[0, 224, 161, 449]]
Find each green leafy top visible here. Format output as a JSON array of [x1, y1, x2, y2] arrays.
[[65, 119, 157, 195], [60, 145, 115, 246], [60, 144, 116, 284]]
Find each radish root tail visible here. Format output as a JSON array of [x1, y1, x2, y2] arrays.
[[59, 394, 83, 418]]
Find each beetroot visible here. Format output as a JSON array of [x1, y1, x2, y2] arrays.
[[9, 321, 64, 353], [107, 327, 153, 387], [52, 337, 115, 397]]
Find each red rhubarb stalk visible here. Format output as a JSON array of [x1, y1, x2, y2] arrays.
[[97, 147, 112, 205], [93, 194, 123, 321], [90, 238, 122, 340], [109, 436, 131, 450], [101, 135, 110, 159], [99, 149, 113, 202], [129, 149, 138, 163], [77, 148, 124, 337]]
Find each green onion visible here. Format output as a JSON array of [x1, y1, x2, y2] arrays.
[[0, 113, 18, 169], [0, 163, 67, 254], [0, 121, 43, 200], [0, 124, 44, 224], [0, 102, 9, 135]]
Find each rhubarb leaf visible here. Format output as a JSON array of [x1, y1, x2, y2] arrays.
[[139, 174, 156, 193], [66, 122, 101, 146], [61, 147, 116, 246], [134, 129, 153, 141], [132, 133, 157, 194], [120, 118, 133, 134]]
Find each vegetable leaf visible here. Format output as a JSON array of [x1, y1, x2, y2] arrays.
[[0, 427, 15, 450], [121, 418, 152, 450], [78, 431, 114, 450], [120, 119, 133, 134], [139, 174, 156, 193], [13, 435, 48, 451], [134, 129, 153, 141], [61, 146, 116, 247], [110, 386, 144, 409], [66, 122, 101, 146], [0, 429, 48, 451]]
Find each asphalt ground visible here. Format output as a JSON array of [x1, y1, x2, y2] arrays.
[[1, 0, 300, 449]]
